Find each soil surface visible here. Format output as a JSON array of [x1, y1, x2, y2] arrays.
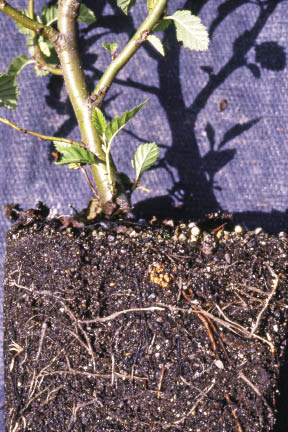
[[4, 214, 288, 431]]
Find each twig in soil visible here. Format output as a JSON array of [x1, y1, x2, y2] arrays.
[[111, 353, 115, 386], [238, 371, 274, 416], [224, 392, 243, 432], [81, 306, 165, 323], [70, 397, 104, 427], [206, 316, 230, 362], [35, 321, 47, 361], [173, 379, 216, 425], [28, 348, 65, 401], [157, 365, 166, 398], [182, 291, 244, 430], [182, 290, 229, 363], [27, 368, 41, 400], [40, 368, 148, 382], [44, 385, 63, 404], [22, 384, 62, 414], [10, 280, 73, 301], [195, 310, 219, 356], [249, 266, 280, 337], [213, 305, 275, 353], [10, 415, 26, 432], [148, 333, 156, 354], [58, 301, 96, 371], [9, 341, 25, 372], [66, 328, 96, 371], [155, 301, 275, 352], [234, 286, 264, 304], [239, 283, 269, 296]]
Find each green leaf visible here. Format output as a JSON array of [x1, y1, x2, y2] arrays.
[[8, 55, 31, 79], [102, 43, 118, 53], [0, 55, 31, 110], [105, 99, 148, 142], [78, 4, 96, 24], [92, 108, 107, 135], [40, 4, 58, 26], [117, 0, 136, 15], [15, 9, 31, 34], [131, 142, 159, 182], [54, 142, 101, 166], [40, 3, 96, 26], [0, 74, 18, 110], [152, 19, 171, 32], [147, 35, 165, 56], [167, 10, 209, 51], [38, 38, 51, 57]]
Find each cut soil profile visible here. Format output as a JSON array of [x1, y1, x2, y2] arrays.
[[4, 214, 288, 431]]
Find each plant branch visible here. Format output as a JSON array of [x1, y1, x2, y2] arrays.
[[0, 117, 85, 148], [56, 0, 128, 215], [93, 0, 168, 107], [33, 44, 63, 76], [28, 0, 34, 20], [0, 1, 58, 42], [27, 0, 63, 76]]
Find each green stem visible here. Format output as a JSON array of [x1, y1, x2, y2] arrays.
[[33, 44, 63, 76], [0, 117, 85, 147], [93, 0, 168, 106], [57, 0, 125, 215], [28, 0, 34, 20], [0, 1, 58, 42]]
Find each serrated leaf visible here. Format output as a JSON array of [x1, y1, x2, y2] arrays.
[[131, 142, 159, 182], [0, 55, 31, 110], [15, 9, 31, 34], [152, 19, 171, 32], [147, 35, 165, 56], [105, 99, 148, 142], [40, 3, 96, 26], [0, 74, 18, 110], [168, 10, 209, 51], [92, 108, 106, 135], [102, 43, 118, 53], [117, 0, 136, 15], [54, 142, 100, 166], [78, 4, 96, 24], [40, 4, 58, 26], [8, 55, 31, 79]]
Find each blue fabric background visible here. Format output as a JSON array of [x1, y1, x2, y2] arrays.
[[0, 0, 288, 429]]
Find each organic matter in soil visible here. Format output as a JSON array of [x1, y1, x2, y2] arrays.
[[4, 213, 288, 431]]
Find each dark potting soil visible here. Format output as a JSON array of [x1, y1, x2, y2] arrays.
[[4, 216, 288, 432]]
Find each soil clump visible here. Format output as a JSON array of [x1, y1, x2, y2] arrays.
[[4, 215, 288, 431]]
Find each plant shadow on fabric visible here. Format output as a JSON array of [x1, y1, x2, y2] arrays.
[[134, 0, 287, 234], [36, 1, 288, 428], [45, 0, 287, 237]]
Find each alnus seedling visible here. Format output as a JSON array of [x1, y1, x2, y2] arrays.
[[0, 0, 209, 218]]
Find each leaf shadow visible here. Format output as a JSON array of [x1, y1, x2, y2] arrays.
[[44, 0, 287, 235], [133, 0, 287, 235]]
